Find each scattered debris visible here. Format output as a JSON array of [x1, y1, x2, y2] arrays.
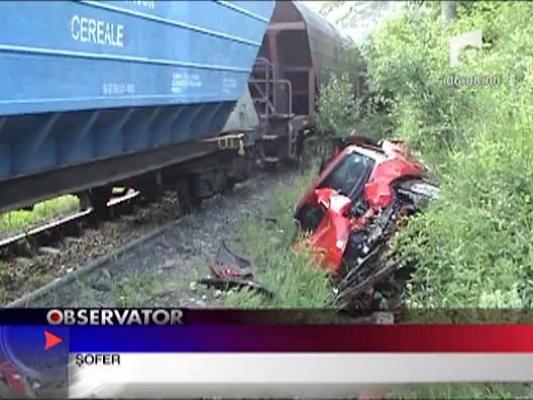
[[294, 136, 439, 309], [210, 241, 253, 279], [198, 241, 274, 299]]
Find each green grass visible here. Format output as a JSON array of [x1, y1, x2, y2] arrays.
[[390, 383, 533, 399], [359, 1, 533, 309], [224, 168, 336, 309], [115, 273, 166, 307], [0, 195, 80, 235], [0, 261, 8, 302]]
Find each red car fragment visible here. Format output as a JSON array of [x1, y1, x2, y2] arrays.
[[295, 137, 434, 275]]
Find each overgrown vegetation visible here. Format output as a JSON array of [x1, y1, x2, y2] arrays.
[[0, 195, 79, 235], [309, 69, 361, 164], [361, 2, 533, 308], [225, 170, 335, 308], [316, 72, 359, 137], [0, 262, 8, 302], [223, 2, 532, 313], [391, 383, 533, 399], [116, 274, 166, 307]]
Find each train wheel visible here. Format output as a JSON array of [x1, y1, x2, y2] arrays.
[[139, 172, 164, 204], [77, 192, 91, 211], [88, 186, 113, 217], [176, 177, 200, 215], [222, 176, 236, 194], [140, 182, 162, 205]]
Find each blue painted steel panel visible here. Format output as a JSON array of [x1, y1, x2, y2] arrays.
[[0, 0, 275, 116], [104, 0, 271, 43], [0, 0, 274, 185]]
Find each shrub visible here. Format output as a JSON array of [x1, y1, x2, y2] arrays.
[[316, 72, 359, 137], [365, 1, 533, 308]]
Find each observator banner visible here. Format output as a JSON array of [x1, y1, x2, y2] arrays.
[[1, 309, 533, 398]]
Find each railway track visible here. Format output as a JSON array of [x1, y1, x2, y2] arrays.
[[5, 169, 400, 329], [2, 171, 273, 307], [0, 190, 140, 260], [6, 214, 176, 308]]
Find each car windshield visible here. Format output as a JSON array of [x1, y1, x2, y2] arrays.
[[318, 151, 375, 200]]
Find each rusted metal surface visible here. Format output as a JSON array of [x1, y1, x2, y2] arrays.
[[252, 1, 344, 120], [293, 2, 343, 88]]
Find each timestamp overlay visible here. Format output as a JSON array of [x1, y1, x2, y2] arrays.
[[445, 74, 502, 88]]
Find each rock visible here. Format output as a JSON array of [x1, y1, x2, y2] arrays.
[[14, 257, 33, 268], [38, 246, 61, 256], [91, 282, 112, 292], [373, 312, 395, 325], [161, 260, 176, 270], [175, 243, 193, 254], [64, 236, 82, 246], [195, 300, 207, 307], [189, 281, 198, 292], [100, 268, 112, 280], [120, 215, 138, 224]]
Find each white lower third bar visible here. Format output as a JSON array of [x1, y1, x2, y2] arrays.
[[69, 353, 533, 399]]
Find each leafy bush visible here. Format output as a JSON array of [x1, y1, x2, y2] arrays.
[[316, 72, 359, 137], [365, 2, 533, 308]]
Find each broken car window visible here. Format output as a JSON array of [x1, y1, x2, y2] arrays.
[[318, 152, 375, 200]]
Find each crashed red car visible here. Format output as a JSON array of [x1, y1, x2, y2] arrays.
[[294, 137, 438, 288], [0, 358, 32, 397]]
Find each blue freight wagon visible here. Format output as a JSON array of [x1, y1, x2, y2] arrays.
[[0, 0, 275, 212]]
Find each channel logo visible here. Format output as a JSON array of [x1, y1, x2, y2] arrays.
[[46, 308, 184, 326]]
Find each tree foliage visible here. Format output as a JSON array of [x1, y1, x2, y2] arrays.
[[316, 72, 359, 137], [365, 1, 533, 308]]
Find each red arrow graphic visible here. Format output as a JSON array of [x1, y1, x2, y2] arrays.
[[44, 330, 62, 351]]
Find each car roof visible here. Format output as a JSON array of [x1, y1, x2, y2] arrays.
[[345, 144, 388, 163]]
